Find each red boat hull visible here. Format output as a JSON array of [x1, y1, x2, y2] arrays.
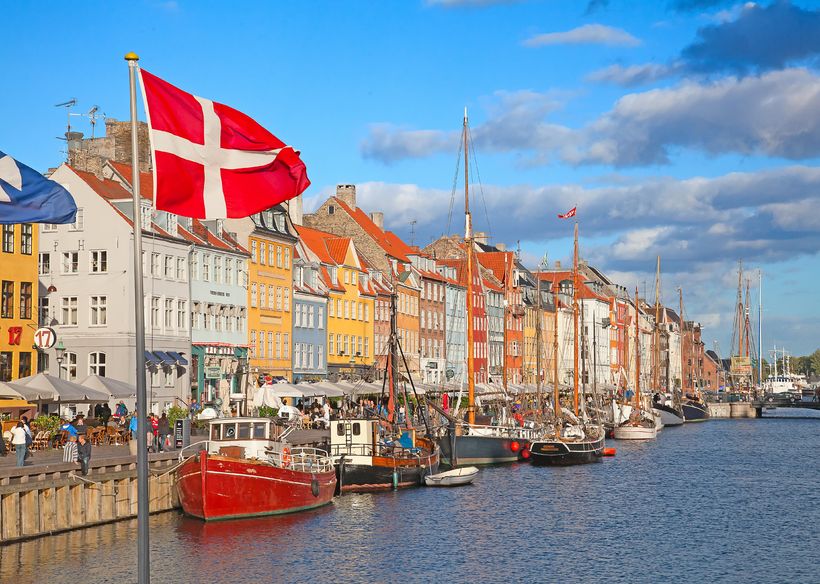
[[176, 453, 336, 521]]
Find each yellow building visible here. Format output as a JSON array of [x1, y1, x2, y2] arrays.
[[227, 207, 296, 381], [296, 226, 375, 380], [523, 303, 556, 387], [0, 223, 38, 384]]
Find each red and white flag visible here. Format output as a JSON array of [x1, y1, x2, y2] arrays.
[[139, 69, 310, 219], [557, 206, 576, 219]]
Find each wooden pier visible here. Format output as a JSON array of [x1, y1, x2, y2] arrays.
[[0, 453, 181, 544]]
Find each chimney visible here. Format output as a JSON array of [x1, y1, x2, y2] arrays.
[[474, 231, 489, 245], [496, 242, 506, 251], [555, 260, 561, 269], [336, 184, 356, 210], [288, 194, 304, 226], [370, 211, 384, 230]]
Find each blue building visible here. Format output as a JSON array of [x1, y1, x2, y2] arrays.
[[292, 251, 328, 381]]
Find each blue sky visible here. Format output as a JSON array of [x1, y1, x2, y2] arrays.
[[2, 0, 819, 357]]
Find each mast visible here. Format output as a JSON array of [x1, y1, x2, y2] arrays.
[[464, 108, 476, 426], [535, 262, 542, 398], [572, 222, 580, 416], [758, 269, 763, 390], [653, 256, 661, 392], [737, 260, 744, 358], [553, 278, 561, 421], [388, 282, 399, 424], [634, 286, 641, 412], [502, 253, 508, 393], [679, 287, 685, 395]]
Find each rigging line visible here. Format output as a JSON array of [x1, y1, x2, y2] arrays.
[[467, 124, 493, 243], [445, 135, 464, 238]]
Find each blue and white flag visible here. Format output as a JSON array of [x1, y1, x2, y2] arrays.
[[0, 151, 77, 224]]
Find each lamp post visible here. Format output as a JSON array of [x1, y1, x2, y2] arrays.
[[55, 341, 66, 380]]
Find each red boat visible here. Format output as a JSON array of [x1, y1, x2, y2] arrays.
[[176, 418, 336, 521]]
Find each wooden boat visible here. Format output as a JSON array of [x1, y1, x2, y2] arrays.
[[176, 418, 336, 521], [613, 287, 659, 441], [424, 466, 479, 487]]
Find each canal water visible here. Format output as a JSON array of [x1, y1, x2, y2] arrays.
[[2, 418, 818, 583]]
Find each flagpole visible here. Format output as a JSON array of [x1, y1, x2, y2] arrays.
[[126, 51, 151, 584]]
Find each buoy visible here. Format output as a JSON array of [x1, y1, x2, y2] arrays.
[[510, 441, 521, 453], [282, 446, 291, 467], [603, 447, 616, 457], [521, 448, 531, 460]]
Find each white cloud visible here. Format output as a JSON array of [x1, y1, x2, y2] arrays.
[[523, 24, 641, 48], [586, 63, 677, 86]]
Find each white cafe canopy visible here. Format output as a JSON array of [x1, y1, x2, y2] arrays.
[[12, 373, 110, 403], [0, 381, 28, 400], [79, 374, 136, 399]]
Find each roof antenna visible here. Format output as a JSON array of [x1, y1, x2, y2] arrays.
[[409, 219, 417, 247], [55, 98, 77, 161]]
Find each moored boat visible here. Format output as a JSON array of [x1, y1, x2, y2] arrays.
[[682, 398, 710, 422], [613, 421, 657, 440], [176, 417, 336, 521], [652, 395, 684, 426], [425, 466, 479, 487]]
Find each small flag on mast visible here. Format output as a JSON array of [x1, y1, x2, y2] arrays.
[[0, 151, 77, 224], [557, 206, 577, 219], [138, 69, 310, 219]]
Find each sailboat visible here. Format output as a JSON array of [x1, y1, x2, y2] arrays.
[[436, 109, 542, 466], [679, 288, 710, 422], [529, 224, 605, 465], [650, 257, 684, 427], [330, 282, 440, 492], [613, 287, 659, 440]]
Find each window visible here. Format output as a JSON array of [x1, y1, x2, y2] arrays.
[[42, 223, 57, 233], [164, 255, 174, 278], [177, 257, 186, 281], [63, 351, 78, 380], [89, 352, 106, 376], [89, 295, 107, 326], [276, 287, 283, 311], [251, 283, 257, 307], [40, 297, 50, 326], [364, 337, 369, 357], [268, 332, 274, 358], [165, 298, 174, 329], [357, 336, 363, 356], [364, 305, 368, 322], [0, 352, 10, 381], [191, 253, 199, 280], [284, 248, 290, 269], [276, 246, 283, 268], [284, 288, 290, 312], [328, 205, 335, 215], [1, 226, 13, 253], [18, 352, 31, 378], [38, 252, 51, 275], [275, 332, 281, 358], [308, 305, 315, 328], [177, 300, 186, 329], [344, 300, 350, 319], [343, 335, 349, 355], [69, 209, 84, 231], [329, 299, 335, 317], [295, 342, 302, 368], [90, 250, 108, 273], [151, 253, 161, 277], [318, 306, 324, 328], [1, 281, 13, 318], [268, 285, 275, 309], [225, 258, 233, 285], [202, 254, 211, 281], [258, 331, 266, 358], [269, 245, 275, 266], [62, 252, 79, 274], [344, 270, 350, 285], [259, 242, 266, 265], [358, 303, 363, 321], [20, 224, 32, 255], [259, 284, 267, 308], [318, 345, 323, 369], [140, 205, 151, 229], [19, 282, 32, 320], [61, 296, 78, 325], [165, 369, 175, 387], [150, 297, 160, 328], [251, 240, 258, 262], [329, 334, 335, 355], [250, 329, 257, 357], [283, 333, 289, 359]]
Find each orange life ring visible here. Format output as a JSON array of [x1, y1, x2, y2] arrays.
[[282, 447, 291, 468]]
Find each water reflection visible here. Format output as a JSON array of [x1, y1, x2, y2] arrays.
[[2, 419, 818, 584]]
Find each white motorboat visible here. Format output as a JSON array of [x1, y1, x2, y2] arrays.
[[424, 466, 479, 487], [613, 424, 658, 440]]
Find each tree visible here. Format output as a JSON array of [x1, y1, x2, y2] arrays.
[[810, 349, 820, 378]]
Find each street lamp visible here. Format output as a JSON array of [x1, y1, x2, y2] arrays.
[[55, 340, 66, 380]]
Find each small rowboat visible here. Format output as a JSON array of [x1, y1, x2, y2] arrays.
[[424, 466, 479, 487]]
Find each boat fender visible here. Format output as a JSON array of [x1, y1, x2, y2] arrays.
[[392, 469, 399, 490], [510, 441, 521, 453], [311, 476, 319, 497], [603, 448, 616, 457], [520, 447, 530, 460], [282, 447, 291, 468]]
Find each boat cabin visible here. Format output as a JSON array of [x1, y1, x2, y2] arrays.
[[206, 417, 282, 460], [329, 419, 418, 461]]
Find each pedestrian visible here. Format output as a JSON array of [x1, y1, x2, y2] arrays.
[[63, 435, 78, 463], [21, 415, 33, 459], [129, 411, 139, 442], [11, 422, 27, 467], [77, 434, 92, 476], [149, 414, 158, 452], [94, 403, 103, 420], [157, 413, 170, 452], [100, 403, 112, 428]]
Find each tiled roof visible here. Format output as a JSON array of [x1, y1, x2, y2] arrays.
[[477, 251, 513, 284], [108, 161, 154, 201], [68, 167, 133, 201], [331, 198, 412, 262]]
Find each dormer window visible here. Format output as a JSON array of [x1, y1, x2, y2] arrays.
[[275, 213, 285, 231], [167, 214, 178, 234], [140, 204, 152, 229], [264, 211, 273, 227]]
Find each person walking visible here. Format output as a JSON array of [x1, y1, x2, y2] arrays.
[[77, 434, 92, 476], [11, 422, 28, 467], [63, 435, 78, 463], [100, 403, 112, 428], [129, 411, 139, 442], [157, 413, 170, 452], [148, 414, 158, 453], [21, 415, 33, 459]]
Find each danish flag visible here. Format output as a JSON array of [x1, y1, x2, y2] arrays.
[[139, 69, 310, 219], [557, 206, 576, 219]]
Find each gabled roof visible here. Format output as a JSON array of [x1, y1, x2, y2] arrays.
[[331, 197, 413, 262], [297, 225, 355, 267], [477, 251, 514, 285], [536, 271, 611, 302], [107, 161, 154, 201]]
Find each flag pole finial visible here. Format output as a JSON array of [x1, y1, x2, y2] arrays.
[[124, 52, 140, 61]]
